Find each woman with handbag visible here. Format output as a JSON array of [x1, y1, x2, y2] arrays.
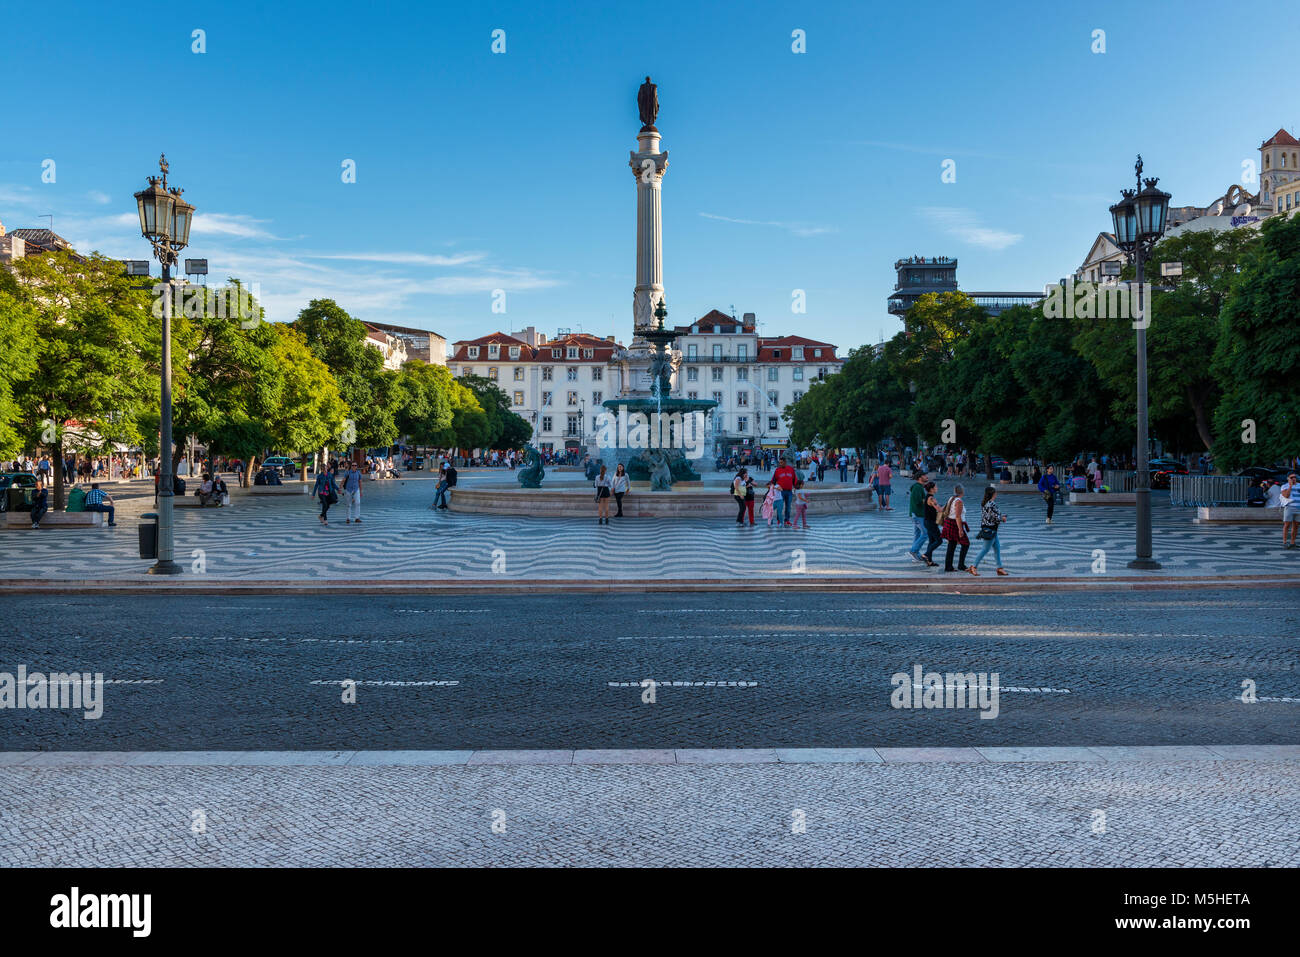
[[941, 483, 970, 572], [611, 463, 630, 518], [594, 464, 613, 524], [313, 467, 338, 526], [968, 486, 1009, 576]]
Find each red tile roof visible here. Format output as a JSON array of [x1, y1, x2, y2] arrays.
[[757, 335, 842, 363], [450, 331, 617, 362], [1261, 128, 1300, 148]]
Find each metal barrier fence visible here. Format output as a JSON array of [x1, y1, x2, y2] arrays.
[[1169, 474, 1250, 507], [1102, 470, 1137, 492]]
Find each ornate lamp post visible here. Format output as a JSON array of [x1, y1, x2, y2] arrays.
[[1108, 155, 1171, 570], [133, 154, 194, 575]]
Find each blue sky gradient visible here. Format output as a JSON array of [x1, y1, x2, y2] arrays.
[[2, 0, 1296, 350]]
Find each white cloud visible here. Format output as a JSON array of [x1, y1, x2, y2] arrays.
[[304, 250, 488, 267], [87, 190, 111, 205], [699, 212, 834, 238], [921, 207, 1022, 251], [191, 213, 282, 240]]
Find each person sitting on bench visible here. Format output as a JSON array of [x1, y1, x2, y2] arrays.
[[84, 484, 117, 526]]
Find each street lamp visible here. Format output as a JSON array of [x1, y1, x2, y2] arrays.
[[1108, 155, 1171, 570], [133, 153, 194, 575]]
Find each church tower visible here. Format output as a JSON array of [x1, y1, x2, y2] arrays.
[[1260, 128, 1300, 211]]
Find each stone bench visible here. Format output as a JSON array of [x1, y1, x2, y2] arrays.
[[1069, 492, 1136, 505], [173, 495, 230, 508], [238, 484, 309, 495], [1194, 506, 1283, 524], [6, 510, 105, 528]]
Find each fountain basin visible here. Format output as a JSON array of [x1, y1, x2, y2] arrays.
[[448, 484, 876, 518]]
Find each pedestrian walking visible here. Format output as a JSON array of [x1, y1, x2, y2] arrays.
[[594, 463, 613, 524], [612, 463, 630, 517], [875, 461, 894, 510], [773, 457, 797, 526], [922, 481, 942, 567], [855, 457, 866, 484], [313, 467, 337, 525], [793, 479, 809, 528], [906, 470, 930, 563], [732, 469, 750, 525], [761, 479, 778, 527], [968, 487, 1009, 576], [941, 483, 970, 572], [1037, 464, 1060, 524], [343, 461, 363, 523], [1281, 472, 1300, 549]]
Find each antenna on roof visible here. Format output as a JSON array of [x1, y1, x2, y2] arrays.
[[41, 214, 53, 230]]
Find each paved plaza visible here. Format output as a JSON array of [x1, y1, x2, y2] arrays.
[[3, 470, 1297, 583], [3, 750, 1297, 867]]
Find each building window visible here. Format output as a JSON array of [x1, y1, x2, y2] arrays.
[[817, 366, 829, 379], [712, 391, 723, 405], [513, 391, 524, 405], [566, 414, 580, 436], [737, 416, 748, 433], [768, 390, 779, 407], [687, 390, 698, 399], [591, 367, 603, 381], [737, 367, 748, 381], [513, 367, 525, 381], [509, 346, 520, 359], [768, 416, 779, 431], [712, 344, 723, 360], [541, 415, 552, 432], [686, 367, 698, 381], [592, 391, 602, 404], [468, 346, 480, 358], [582, 348, 594, 359], [542, 366, 553, 381], [488, 344, 500, 358], [793, 390, 804, 402], [542, 391, 553, 406], [711, 367, 723, 381], [567, 391, 578, 406], [793, 368, 804, 381], [449, 366, 458, 376], [488, 367, 498, 380], [551, 348, 562, 358], [737, 344, 747, 361], [767, 367, 779, 382], [771, 349, 782, 360], [567, 347, 578, 359], [687, 344, 698, 360], [737, 392, 748, 407], [463, 367, 474, 377], [813, 348, 822, 357], [566, 367, 579, 381], [793, 346, 804, 360]]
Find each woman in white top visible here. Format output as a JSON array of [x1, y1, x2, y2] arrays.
[[611, 464, 630, 518], [594, 464, 613, 524]]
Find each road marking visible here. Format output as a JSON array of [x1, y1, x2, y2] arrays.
[[910, 683, 1070, 694], [616, 632, 1227, 640], [394, 609, 489, 614], [309, 679, 459, 687], [170, 635, 404, 644], [1255, 696, 1300, 704], [607, 680, 759, 688], [19, 678, 164, 685]]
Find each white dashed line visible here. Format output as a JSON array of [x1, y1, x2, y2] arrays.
[[394, 609, 489, 614], [909, 683, 1070, 694], [170, 636, 404, 644], [309, 680, 460, 687], [607, 680, 759, 688]]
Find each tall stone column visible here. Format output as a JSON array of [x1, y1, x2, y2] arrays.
[[630, 128, 668, 333]]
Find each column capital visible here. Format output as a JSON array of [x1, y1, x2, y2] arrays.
[[630, 149, 669, 182]]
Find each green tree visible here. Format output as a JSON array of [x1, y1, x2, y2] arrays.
[[393, 360, 454, 447], [265, 325, 348, 466], [461, 374, 531, 450], [293, 299, 398, 447], [1211, 214, 1300, 470], [8, 251, 159, 507], [0, 270, 39, 457]]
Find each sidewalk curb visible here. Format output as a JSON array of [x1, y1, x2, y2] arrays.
[[1, 574, 1298, 596], [3, 745, 1298, 768]]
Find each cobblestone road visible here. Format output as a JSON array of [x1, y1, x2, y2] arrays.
[[3, 757, 1296, 866]]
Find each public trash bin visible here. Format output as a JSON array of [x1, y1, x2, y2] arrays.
[[139, 512, 158, 560], [66, 486, 87, 511]]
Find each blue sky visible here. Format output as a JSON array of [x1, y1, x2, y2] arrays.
[[2, 0, 1296, 352]]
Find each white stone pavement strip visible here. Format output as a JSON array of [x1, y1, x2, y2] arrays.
[[2, 758, 1298, 866], [606, 680, 759, 687], [4, 745, 1299, 767], [308, 680, 460, 687], [171, 635, 405, 644]]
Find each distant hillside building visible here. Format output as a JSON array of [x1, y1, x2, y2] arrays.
[[888, 256, 1040, 317], [363, 321, 446, 366]]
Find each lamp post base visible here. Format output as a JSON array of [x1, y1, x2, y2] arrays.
[[147, 560, 183, 576], [1126, 558, 1162, 571]]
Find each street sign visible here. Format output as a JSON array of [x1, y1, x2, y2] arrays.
[[184, 259, 208, 275], [1161, 261, 1183, 277], [124, 260, 151, 276], [1101, 261, 1122, 276]]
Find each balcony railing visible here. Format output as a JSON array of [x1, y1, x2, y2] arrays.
[[680, 355, 754, 363]]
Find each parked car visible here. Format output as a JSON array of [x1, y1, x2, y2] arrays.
[[1238, 465, 1290, 484], [0, 472, 38, 512], [261, 456, 301, 476]]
